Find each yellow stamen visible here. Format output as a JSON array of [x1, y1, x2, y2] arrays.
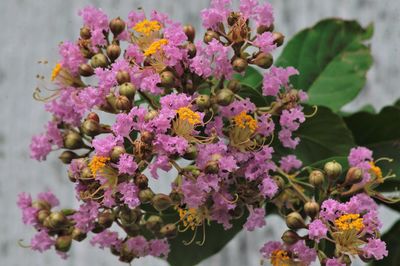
[[51, 63, 62, 81], [233, 111, 258, 132], [144, 39, 168, 57], [369, 162, 383, 182], [133, 19, 162, 36], [270, 249, 290, 266], [176, 106, 201, 125], [335, 213, 364, 232], [178, 208, 206, 230], [88, 156, 110, 176]]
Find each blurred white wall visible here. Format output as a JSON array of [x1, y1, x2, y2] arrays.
[[1, 0, 400, 265]]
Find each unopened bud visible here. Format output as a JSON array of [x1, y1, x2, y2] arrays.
[[80, 26, 91, 39], [345, 167, 363, 185], [49, 211, 67, 228], [272, 175, 285, 190], [139, 188, 155, 203], [227, 12, 240, 26], [64, 131, 84, 150], [272, 32, 285, 47], [216, 88, 234, 106], [87, 112, 100, 123], [152, 193, 173, 212], [252, 52, 273, 69], [79, 63, 94, 77], [37, 209, 50, 223], [324, 161, 342, 180], [72, 227, 87, 241], [90, 53, 109, 68], [116, 71, 131, 85], [141, 131, 154, 144], [55, 235, 72, 252], [115, 95, 132, 111], [285, 212, 306, 229], [186, 42, 197, 58], [183, 25, 195, 42], [32, 200, 51, 211], [257, 24, 274, 34], [204, 30, 219, 43], [109, 17, 126, 36], [81, 119, 102, 137], [183, 144, 198, 160], [106, 44, 121, 61], [304, 201, 320, 218], [81, 167, 93, 179], [160, 71, 175, 88], [205, 160, 219, 174], [309, 170, 325, 187], [227, 80, 242, 93], [146, 215, 163, 232], [160, 223, 177, 239], [195, 94, 211, 111], [98, 211, 115, 228], [232, 57, 248, 73], [119, 82, 137, 100], [110, 146, 126, 163], [281, 230, 300, 245], [144, 110, 158, 121], [59, 150, 78, 164], [135, 174, 148, 189]]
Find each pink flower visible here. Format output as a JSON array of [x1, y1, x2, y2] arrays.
[[219, 98, 256, 117], [140, 72, 163, 95], [30, 230, 55, 252], [279, 155, 302, 173], [253, 2, 274, 27], [363, 238, 388, 260], [291, 240, 317, 264], [92, 135, 122, 156], [239, 0, 258, 19], [154, 134, 188, 155], [45, 121, 63, 147], [117, 154, 138, 175], [259, 176, 278, 198], [127, 10, 145, 28], [112, 113, 134, 137], [262, 66, 299, 97], [210, 192, 235, 230], [149, 155, 172, 179], [126, 236, 149, 257], [326, 258, 346, 266], [78, 6, 109, 47], [308, 219, 327, 242], [30, 134, 52, 161], [279, 107, 305, 149], [90, 230, 121, 249], [200, 0, 231, 29], [260, 241, 283, 258], [125, 44, 144, 64], [149, 238, 170, 258], [160, 93, 192, 110], [181, 177, 206, 208], [254, 32, 277, 54], [348, 146, 373, 182], [38, 191, 59, 207], [17, 192, 38, 225], [58, 41, 85, 74], [72, 200, 99, 233], [256, 114, 275, 137], [117, 182, 140, 208], [244, 207, 266, 231], [319, 199, 343, 221]]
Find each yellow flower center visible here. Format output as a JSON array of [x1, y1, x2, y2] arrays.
[[176, 106, 201, 125], [270, 249, 290, 266], [51, 63, 62, 81], [88, 156, 110, 176], [233, 111, 258, 132], [178, 208, 204, 230], [133, 19, 162, 36], [144, 39, 168, 57], [335, 213, 364, 232], [369, 162, 383, 182]]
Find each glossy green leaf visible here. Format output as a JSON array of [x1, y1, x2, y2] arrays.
[[276, 19, 373, 112], [370, 220, 400, 266], [234, 66, 269, 107]]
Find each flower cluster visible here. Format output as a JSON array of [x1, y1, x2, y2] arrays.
[[19, 1, 395, 265]]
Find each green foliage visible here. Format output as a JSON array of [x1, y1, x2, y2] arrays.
[[234, 66, 268, 107], [275, 19, 373, 112]]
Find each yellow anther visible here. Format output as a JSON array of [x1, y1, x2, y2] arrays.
[[88, 156, 110, 176], [177, 106, 202, 125], [51, 63, 62, 81], [270, 249, 290, 266], [133, 19, 162, 36], [144, 39, 168, 57], [369, 162, 383, 182], [334, 213, 364, 232], [233, 111, 258, 132]]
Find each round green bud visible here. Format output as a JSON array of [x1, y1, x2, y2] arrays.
[[304, 201, 320, 218], [139, 188, 155, 204], [116, 71, 131, 85], [232, 57, 248, 73], [90, 53, 109, 68], [152, 193, 173, 212], [324, 161, 342, 180], [110, 146, 126, 163], [281, 230, 300, 245], [106, 44, 121, 61], [309, 170, 325, 187], [55, 235, 72, 252], [63, 131, 83, 150], [71, 227, 87, 241], [81, 119, 102, 137], [59, 150, 78, 164], [79, 63, 94, 77], [115, 95, 132, 111], [216, 88, 234, 106], [145, 215, 163, 232], [285, 212, 306, 229], [109, 17, 126, 36]]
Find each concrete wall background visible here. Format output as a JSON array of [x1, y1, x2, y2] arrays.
[[1, 0, 400, 265]]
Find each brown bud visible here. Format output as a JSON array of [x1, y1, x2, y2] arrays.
[[252, 52, 273, 69], [115, 95, 132, 111], [110, 146, 126, 163], [141, 131, 154, 144], [304, 201, 320, 218], [152, 193, 173, 212], [90, 53, 109, 68], [186, 42, 197, 58], [109, 17, 126, 36], [80, 26, 91, 39], [227, 80, 242, 93], [285, 212, 306, 229], [37, 209, 51, 223], [98, 211, 115, 228], [64, 131, 84, 150], [204, 30, 219, 43], [324, 161, 342, 180], [205, 160, 219, 174], [160, 71, 175, 88], [227, 12, 240, 26], [272, 32, 285, 47], [139, 188, 154, 204], [81, 119, 102, 137], [72, 227, 87, 241], [135, 174, 148, 189], [232, 57, 248, 73], [195, 94, 211, 111], [281, 230, 300, 245], [345, 167, 363, 185], [183, 24, 195, 42], [116, 71, 131, 85], [309, 170, 325, 187], [216, 88, 234, 106], [106, 44, 121, 61], [183, 144, 198, 160], [144, 110, 158, 121], [160, 223, 177, 239], [257, 24, 274, 34], [59, 150, 78, 164], [87, 112, 100, 123], [146, 215, 163, 232], [32, 200, 51, 211], [49, 211, 67, 228], [79, 63, 94, 77], [81, 167, 93, 179], [55, 235, 72, 252]]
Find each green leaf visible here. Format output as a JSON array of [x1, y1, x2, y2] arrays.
[[276, 19, 373, 112], [275, 106, 356, 165], [234, 66, 269, 107], [370, 220, 400, 266]]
